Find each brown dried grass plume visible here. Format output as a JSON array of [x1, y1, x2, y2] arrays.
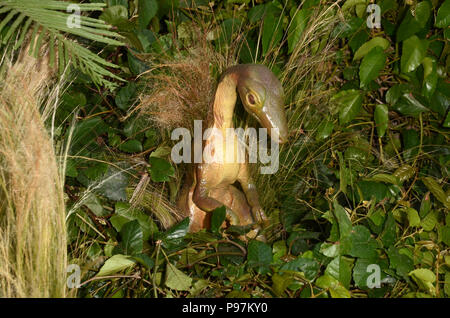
[[136, 28, 228, 132]]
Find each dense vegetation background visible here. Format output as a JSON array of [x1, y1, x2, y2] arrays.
[[0, 0, 449, 298]]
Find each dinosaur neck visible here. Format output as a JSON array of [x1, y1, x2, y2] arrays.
[[212, 72, 239, 131]]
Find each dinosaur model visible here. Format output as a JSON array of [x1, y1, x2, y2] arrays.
[[177, 64, 288, 235]]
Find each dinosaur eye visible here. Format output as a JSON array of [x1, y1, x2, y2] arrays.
[[247, 93, 257, 105]]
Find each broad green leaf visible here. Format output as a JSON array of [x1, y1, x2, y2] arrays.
[[396, 1, 431, 42], [320, 242, 340, 258], [388, 246, 413, 279], [288, 9, 310, 54], [115, 82, 137, 110], [117, 220, 143, 256], [210, 206, 226, 234], [119, 139, 143, 153], [100, 5, 129, 27], [353, 37, 389, 60], [138, 0, 158, 30], [401, 36, 427, 73], [409, 268, 436, 295], [333, 201, 352, 239], [436, 0, 450, 28], [248, 4, 266, 23], [111, 202, 158, 241], [159, 218, 190, 249], [406, 208, 420, 227], [374, 104, 388, 137], [97, 254, 136, 276], [279, 257, 320, 281], [247, 240, 272, 274], [381, 212, 397, 247], [97, 165, 129, 201], [421, 210, 438, 231], [422, 177, 450, 209], [421, 57, 438, 99], [332, 89, 363, 125], [315, 274, 351, 298], [393, 93, 430, 117], [365, 174, 399, 185], [262, 9, 283, 56], [83, 193, 105, 217], [402, 129, 420, 162], [356, 181, 389, 203], [148, 157, 175, 182], [393, 165, 416, 183], [133, 253, 154, 270], [359, 47, 386, 88], [325, 256, 353, 289], [341, 225, 379, 259], [165, 263, 192, 291], [316, 120, 334, 140]]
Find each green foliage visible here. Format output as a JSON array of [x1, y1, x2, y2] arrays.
[[18, 0, 447, 298], [0, 0, 124, 89]]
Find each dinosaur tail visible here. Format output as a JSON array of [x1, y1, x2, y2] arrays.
[[0, 49, 67, 297]]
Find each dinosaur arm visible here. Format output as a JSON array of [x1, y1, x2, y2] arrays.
[[192, 166, 240, 224], [237, 163, 267, 224]]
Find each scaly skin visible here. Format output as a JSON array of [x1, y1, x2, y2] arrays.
[[177, 64, 288, 234]]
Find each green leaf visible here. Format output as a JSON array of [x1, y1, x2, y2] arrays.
[[165, 263, 192, 291], [316, 274, 351, 298], [115, 82, 137, 110], [333, 201, 352, 239], [138, 0, 158, 30], [262, 7, 283, 56], [112, 202, 158, 241], [97, 254, 136, 276], [353, 37, 390, 61], [341, 225, 379, 259], [388, 246, 413, 279], [97, 165, 129, 201], [421, 210, 438, 231], [381, 212, 397, 247], [133, 253, 154, 270], [148, 157, 175, 182], [374, 104, 388, 137], [436, 0, 450, 28], [401, 36, 427, 73], [117, 220, 143, 256], [421, 57, 438, 99], [393, 165, 416, 183], [325, 256, 353, 289], [248, 4, 266, 23], [356, 181, 389, 203], [158, 218, 190, 249], [396, 1, 431, 42], [393, 93, 430, 117], [421, 177, 450, 209], [359, 47, 386, 88], [119, 139, 143, 153], [99, 5, 129, 27], [247, 240, 272, 274], [316, 120, 334, 140], [365, 173, 399, 185], [210, 206, 226, 234], [409, 268, 436, 294], [287, 9, 310, 54], [406, 208, 420, 227], [332, 89, 363, 125], [280, 257, 320, 281]]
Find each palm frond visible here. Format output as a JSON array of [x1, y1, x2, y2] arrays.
[[0, 0, 124, 90]]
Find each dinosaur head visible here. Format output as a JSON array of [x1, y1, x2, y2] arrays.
[[235, 64, 288, 144]]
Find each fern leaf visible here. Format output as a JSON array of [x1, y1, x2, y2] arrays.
[[0, 0, 125, 89]]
